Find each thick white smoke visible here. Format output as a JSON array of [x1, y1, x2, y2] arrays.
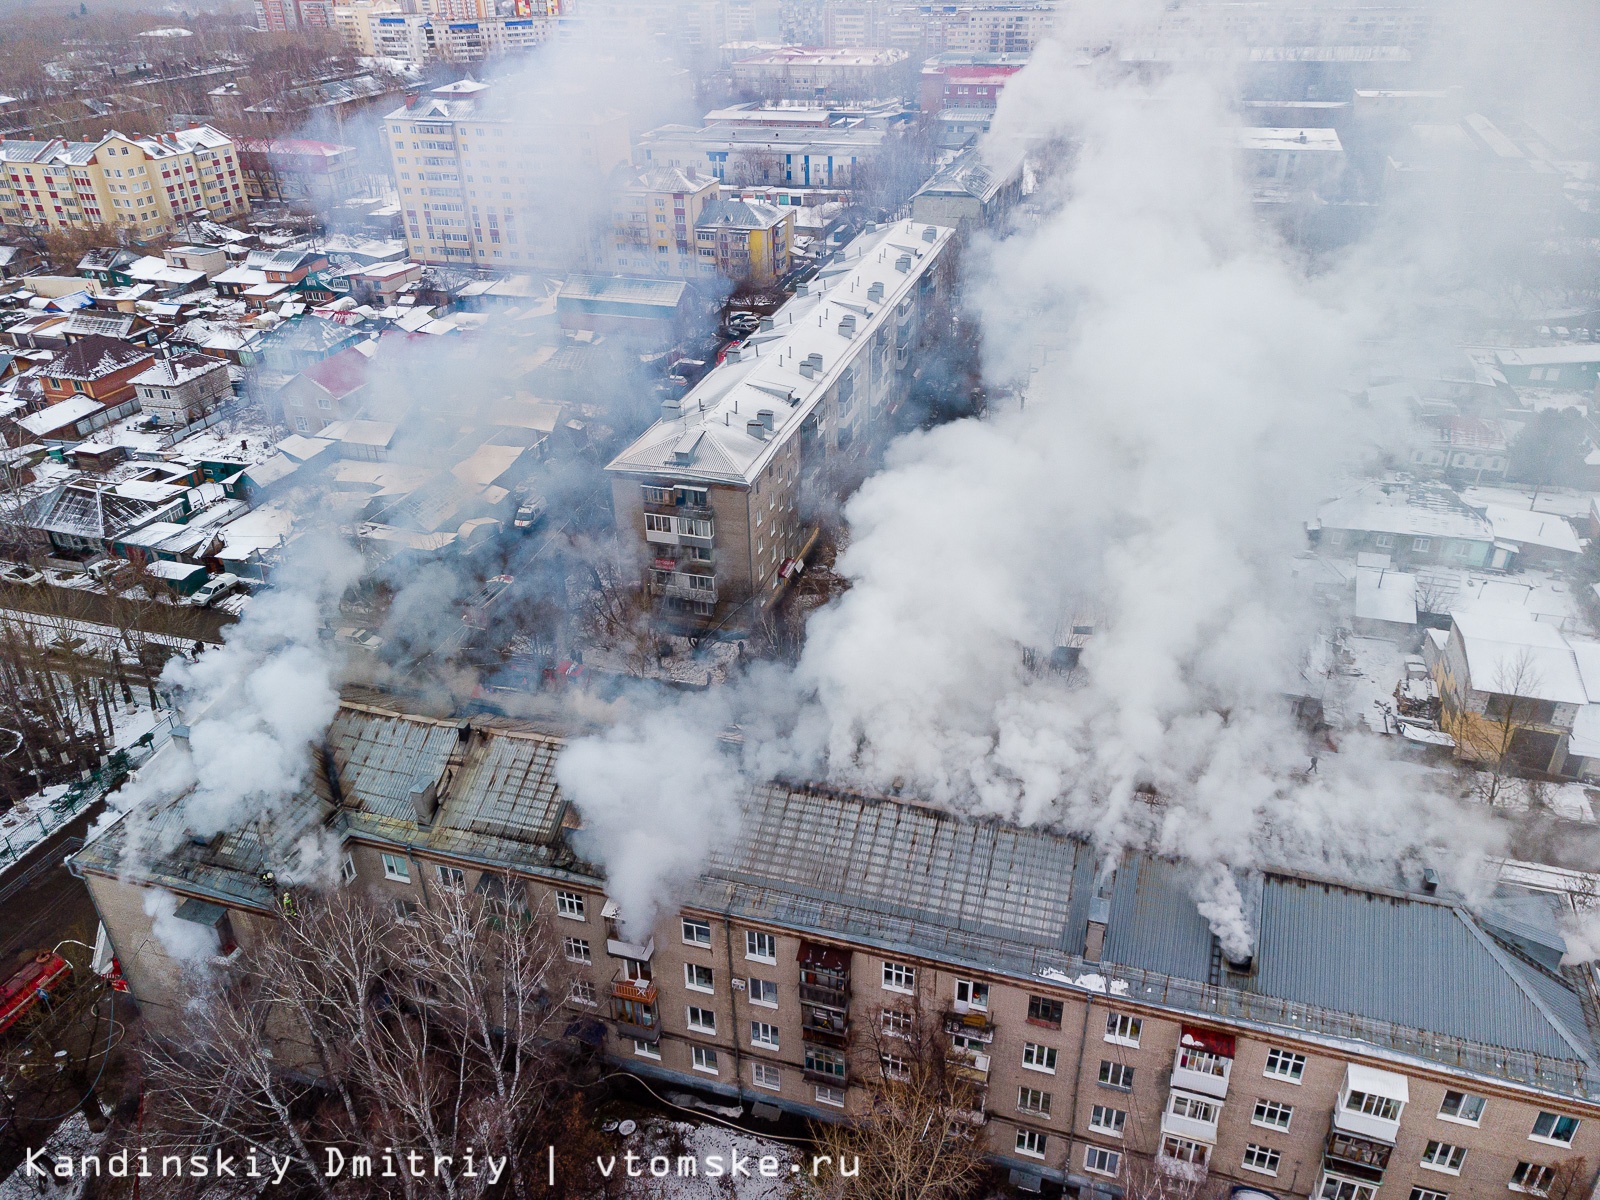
[[558, 6, 1511, 949], [111, 533, 363, 862]]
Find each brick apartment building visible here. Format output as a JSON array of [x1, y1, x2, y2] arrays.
[[72, 701, 1600, 1200]]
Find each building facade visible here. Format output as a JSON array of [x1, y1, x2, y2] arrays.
[[0, 126, 247, 237], [383, 80, 629, 269], [606, 167, 719, 279], [694, 198, 793, 283], [73, 702, 1600, 1200], [366, 12, 554, 68], [237, 138, 362, 207], [131, 353, 234, 429], [606, 220, 954, 630]]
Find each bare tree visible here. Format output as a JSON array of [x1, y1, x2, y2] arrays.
[[136, 881, 623, 1200], [1119, 1154, 1232, 1200], [801, 983, 991, 1200], [1455, 648, 1547, 806]]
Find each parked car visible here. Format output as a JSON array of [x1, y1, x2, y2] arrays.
[[336, 626, 384, 651], [87, 558, 132, 586], [181, 572, 241, 608], [514, 493, 548, 531], [0, 563, 43, 587]]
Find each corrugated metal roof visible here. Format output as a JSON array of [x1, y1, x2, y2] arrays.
[[706, 784, 1090, 950], [1103, 854, 1219, 981]]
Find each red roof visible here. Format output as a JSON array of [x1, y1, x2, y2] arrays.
[[237, 138, 353, 157], [299, 345, 369, 399]]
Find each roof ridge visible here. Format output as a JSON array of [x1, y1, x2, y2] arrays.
[[1452, 904, 1596, 1065]]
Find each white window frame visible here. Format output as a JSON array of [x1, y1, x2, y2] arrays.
[[815, 1085, 845, 1108], [435, 864, 465, 892], [1420, 1140, 1466, 1175], [691, 1045, 718, 1075], [1242, 1143, 1281, 1177], [1084, 1146, 1120, 1178], [381, 852, 410, 883], [684, 963, 714, 994], [1017, 1086, 1052, 1117], [1264, 1047, 1306, 1082], [881, 1007, 912, 1039], [1510, 1163, 1556, 1196], [340, 853, 357, 885], [1015, 1042, 1055, 1074], [1530, 1112, 1579, 1146], [748, 977, 778, 1007], [1104, 1012, 1141, 1047], [1253, 1098, 1294, 1130], [752, 1061, 781, 1091], [568, 979, 597, 1006], [1015, 1129, 1047, 1160], [562, 936, 591, 964], [1409, 1188, 1449, 1200], [1412, 537, 1431, 552], [1373, 533, 1395, 549], [632, 1039, 660, 1060], [745, 930, 777, 962], [1089, 1104, 1126, 1136], [686, 1005, 716, 1035], [1098, 1059, 1132, 1089], [1345, 1090, 1402, 1121], [751, 1020, 779, 1049], [955, 978, 989, 1011], [681, 917, 711, 946], [1168, 1092, 1219, 1124], [882, 960, 916, 994], [1438, 1089, 1484, 1126], [1161, 1136, 1210, 1167], [555, 890, 585, 920]]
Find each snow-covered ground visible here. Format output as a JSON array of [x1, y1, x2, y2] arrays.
[[0, 1114, 103, 1200], [613, 1119, 802, 1200], [1468, 776, 1600, 823]]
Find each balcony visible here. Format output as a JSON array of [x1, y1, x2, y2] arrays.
[[799, 981, 849, 1009], [612, 1016, 659, 1044], [949, 1050, 990, 1082], [661, 574, 716, 603], [610, 977, 656, 1005], [1323, 1130, 1392, 1185], [942, 1011, 995, 1040], [801, 1007, 849, 1047], [1161, 1107, 1220, 1146], [644, 526, 680, 546], [1171, 1046, 1231, 1099]]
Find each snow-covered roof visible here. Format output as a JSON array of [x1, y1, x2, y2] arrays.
[[1452, 610, 1590, 704], [16, 395, 102, 435], [1355, 567, 1417, 626], [1318, 481, 1494, 543], [50, 334, 153, 381], [608, 221, 955, 486], [1477, 505, 1582, 555], [133, 353, 227, 389]]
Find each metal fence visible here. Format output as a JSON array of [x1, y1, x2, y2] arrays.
[[704, 879, 1600, 1102]]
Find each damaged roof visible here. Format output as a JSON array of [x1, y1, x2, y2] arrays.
[[49, 334, 154, 381]]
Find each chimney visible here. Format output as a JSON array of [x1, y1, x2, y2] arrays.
[[757, 408, 775, 431], [1422, 867, 1440, 894], [409, 775, 438, 824], [1084, 895, 1110, 963], [661, 396, 683, 419], [746, 418, 767, 440]]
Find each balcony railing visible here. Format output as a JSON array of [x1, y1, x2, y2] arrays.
[[611, 977, 656, 1005], [942, 1011, 995, 1039], [799, 981, 849, 1008]]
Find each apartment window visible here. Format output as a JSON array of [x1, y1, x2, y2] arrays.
[[682, 917, 711, 946], [1510, 1163, 1556, 1195], [392, 899, 418, 923], [641, 485, 674, 505], [1089, 1104, 1126, 1136], [1438, 1090, 1485, 1125], [750, 1020, 779, 1049], [1015, 1129, 1047, 1159], [1412, 537, 1431, 552], [752, 1062, 781, 1090], [569, 979, 596, 1006], [1264, 1047, 1307, 1082], [1242, 1144, 1281, 1176], [1168, 1092, 1218, 1124], [881, 1007, 912, 1038], [1104, 1013, 1141, 1047], [1409, 1189, 1449, 1200], [435, 865, 465, 892], [881, 1053, 909, 1082], [677, 516, 712, 538], [1017, 1086, 1052, 1117], [882, 961, 916, 993], [1162, 1137, 1210, 1167], [805, 1045, 846, 1080], [340, 853, 357, 885], [687, 1006, 716, 1034], [691, 1046, 718, 1075], [1027, 995, 1064, 1028], [749, 978, 778, 1007], [633, 1040, 660, 1060], [645, 512, 673, 533], [745, 930, 777, 962], [554, 890, 585, 920], [1530, 1112, 1578, 1145], [685, 964, 714, 993], [1022, 1044, 1058, 1074], [563, 937, 591, 964], [954, 979, 989, 1010], [1420, 1141, 1466, 1174], [1253, 1098, 1294, 1130], [1177, 1045, 1227, 1077], [815, 1085, 845, 1108], [1373, 533, 1395, 548], [1345, 1090, 1402, 1121], [1084, 1146, 1120, 1177], [1098, 1060, 1133, 1089]]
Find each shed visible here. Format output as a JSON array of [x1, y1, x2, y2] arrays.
[[144, 559, 208, 596]]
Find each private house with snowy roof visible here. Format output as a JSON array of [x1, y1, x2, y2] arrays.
[[1314, 481, 1506, 570], [71, 697, 1600, 1200], [132, 352, 234, 429], [26, 480, 185, 558]]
